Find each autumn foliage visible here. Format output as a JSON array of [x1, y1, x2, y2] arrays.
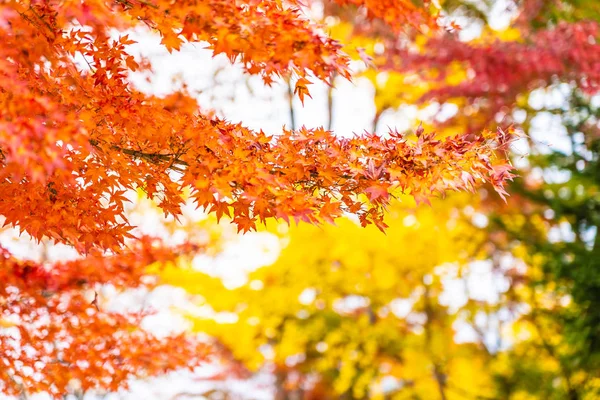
[[0, 0, 512, 252], [0, 0, 517, 397], [0, 238, 207, 396], [162, 196, 492, 399], [187, 0, 600, 398], [385, 20, 600, 130]]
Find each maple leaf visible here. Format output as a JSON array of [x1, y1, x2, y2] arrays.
[[235, 216, 257, 234], [357, 46, 375, 68], [364, 184, 391, 203], [211, 201, 231, 222], [413, 193, 432, 206], [161, 31, 183, 53], [318, 198, 343, 224], [294, 77, 313, 105]]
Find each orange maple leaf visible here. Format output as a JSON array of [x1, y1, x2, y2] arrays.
[[161, 31, 183, 53], [294, 77, 313, 105]]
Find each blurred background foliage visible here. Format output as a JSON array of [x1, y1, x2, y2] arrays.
[[158, 0, 600, 398]]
